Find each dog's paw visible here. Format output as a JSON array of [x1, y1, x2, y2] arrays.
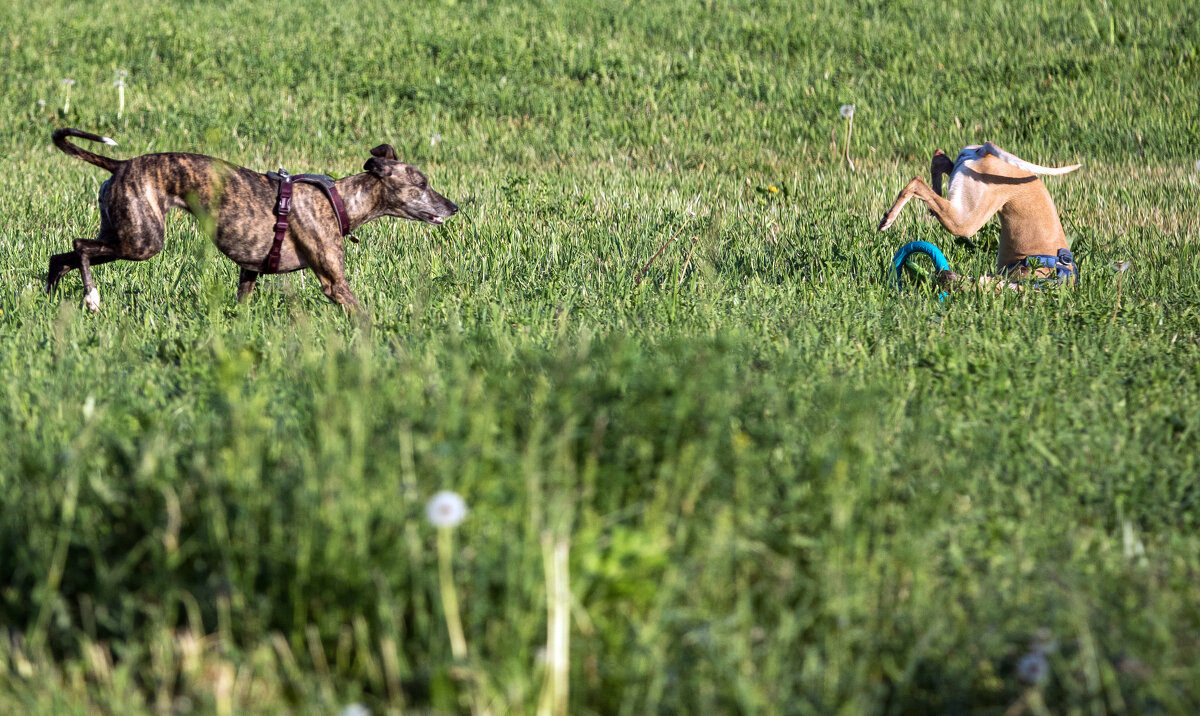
[[84, 288, 101, 313], [878, 213, 895, 231], [936, 270, 963, 288]]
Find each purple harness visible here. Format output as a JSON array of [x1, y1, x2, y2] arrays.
[[264, 170, 353, 273]]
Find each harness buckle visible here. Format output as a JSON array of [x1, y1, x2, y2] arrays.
[[277, 168, 290, 182]]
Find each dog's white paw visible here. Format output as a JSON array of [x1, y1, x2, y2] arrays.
[[84, 288, 101, 313]]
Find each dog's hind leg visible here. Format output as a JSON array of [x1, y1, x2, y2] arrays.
[[877, 176, 996, 237], [73, 237, 122, 312], [69, 215, 163, 312], [930, 150, 955, 197], [46, 250, 82, 293], [236, 269, 259, 302]]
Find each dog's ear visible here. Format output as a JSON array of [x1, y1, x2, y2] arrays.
[[364, 156, 391, 176], [369, 144, 397, 160]]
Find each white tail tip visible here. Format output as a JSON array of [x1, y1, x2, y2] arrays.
[[982, 142, 1080, 175], [101, 136, 118, 146]]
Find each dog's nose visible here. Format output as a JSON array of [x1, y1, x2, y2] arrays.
[[446, 200, 458, 216]]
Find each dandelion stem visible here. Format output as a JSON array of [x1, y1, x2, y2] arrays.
[[61, 79, 75, 115], [538, 532, 570, 716], [437, 527, 468, 661], [1110, 272, 1123, 323], [843, 113, 855, 171]]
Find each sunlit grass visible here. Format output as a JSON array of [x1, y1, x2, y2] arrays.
[[2, 0, 1199, 713]]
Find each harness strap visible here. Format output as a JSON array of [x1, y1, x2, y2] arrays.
[[292, 174, 352, 236], [265, 172, 293, 273], [1002, 248, 1078, 283], [263, 170, 355, 274]]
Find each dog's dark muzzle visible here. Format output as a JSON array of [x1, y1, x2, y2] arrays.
[[422, 194, 458, 224]]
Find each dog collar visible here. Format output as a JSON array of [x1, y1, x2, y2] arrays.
[[264, 170, 354, 273]]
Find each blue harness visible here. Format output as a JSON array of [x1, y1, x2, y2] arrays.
[[1002, 248, 1078, 284]]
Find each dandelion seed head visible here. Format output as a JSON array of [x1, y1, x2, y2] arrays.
[[339, 704, 370, 716], [430, 133, 442, 146], [426, 491, 467, 528], [839, 104, 855, 119], [1113, 260, 1131, 273], [114, 70, 128, 80], [61, 78, 75, 87], [37, 99, 46, 107]]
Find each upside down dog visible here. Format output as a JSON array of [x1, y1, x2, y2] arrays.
[[878, 142, 1081, 289]]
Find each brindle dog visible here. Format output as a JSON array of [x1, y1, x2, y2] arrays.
[[48, 128, 457, 312]]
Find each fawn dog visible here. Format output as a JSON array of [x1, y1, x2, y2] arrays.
[[878, 142, 1081, 288]]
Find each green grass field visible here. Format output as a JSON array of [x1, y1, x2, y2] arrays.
[[2, 0, 1199, 713]]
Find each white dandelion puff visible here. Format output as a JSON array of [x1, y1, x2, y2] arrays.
[[1113, 260, 1131, 273], [839, 104, 855, 119], [426, 491, 467, 528], [430, 133, 442, 147], [428, 490, 469, 661], [339, 704, 370, 716]]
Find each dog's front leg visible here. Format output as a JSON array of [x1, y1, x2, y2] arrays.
[[317, 276, 361, 311], [298, 241, 362, 313], [878, 176, 993, 237], [237, 268, 259, 302]]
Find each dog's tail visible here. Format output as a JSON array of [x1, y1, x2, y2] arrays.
[[52, 128, 122, 173], [982, 141, 1081, 176]]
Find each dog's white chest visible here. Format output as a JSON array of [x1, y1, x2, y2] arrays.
[[946, 146, 989, 211]]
